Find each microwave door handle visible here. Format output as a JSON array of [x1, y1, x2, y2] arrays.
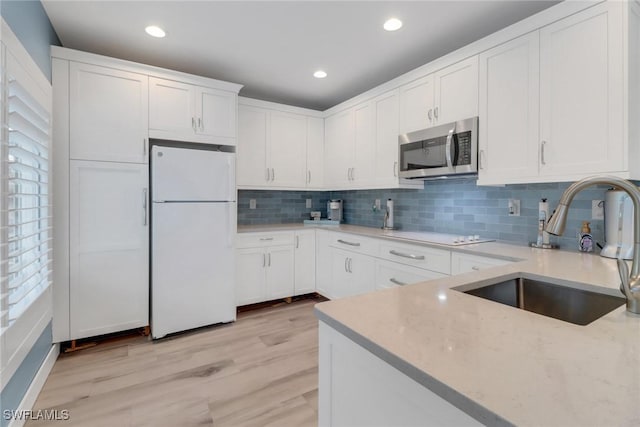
[[445, 126, 455, 170]]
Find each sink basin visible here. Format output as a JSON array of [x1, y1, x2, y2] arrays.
[[454, 277, 625, 325]]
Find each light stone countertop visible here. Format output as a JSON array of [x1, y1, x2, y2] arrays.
[[239, 223, 640, 426]]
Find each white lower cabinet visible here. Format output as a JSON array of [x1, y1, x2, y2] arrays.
[[235, 243, 294, 306], [235, 231, 296, 305], [329, 247, 376, 299], [294, 230, 316, 295], [319, 322, 482, 427], [375, 260, 447, 290], [69, 160, 149, 340], [450, 252, 512, 275]]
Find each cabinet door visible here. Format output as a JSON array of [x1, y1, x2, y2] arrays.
[[306, 117, 325, 189], [478, 32, 540, 184], [69, 62, 148, 163], [266, 246, 295, 300], [330, 248, 375, 299], [294, 231, 316, 295], [324, 110, 354, 188], [236, 248, 266, 306], [268, 111, 308, 188], [315, 229, 333, 298], [539, 2, 623, 176], [433, 56, 479, 125], [399, 74, 435, 134], [237, 105, 269, 187], [353, 101, 375, 186], [149, 77, 195, 138], [197, 87, 237, 142], [374, 90, 401, 185], [69, 161, 149, 340]]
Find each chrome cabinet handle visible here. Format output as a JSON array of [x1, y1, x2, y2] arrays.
[[471, 266, 481, 271], [192, 117, 196, 131], [348, 258, 353, 273], [351, 168, 355, 181], [344, 257, 348, 272], [267, 252, 271, 267], [143, 138, 147, 156], [198, 117, 202, 130], [142, 188, 148, 226], [265, 168, 270, 182], [307, 170, 311, 184], [259, 237, 274, 241], [427, 109, 433, 122], [479, 150, 485, 170], [390, 278, 407, 286], [263, 253, 266, 267], [393, 161, 398, 177], [434, 107, 439, 120], [540, 141, 547, 165], [338, 239, 360, 247], [271, 168, 275, 181], [295, 235, 299, 249], [389, 250, 424, 260]]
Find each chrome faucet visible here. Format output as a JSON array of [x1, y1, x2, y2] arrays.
[[546, 176, 640, 314]]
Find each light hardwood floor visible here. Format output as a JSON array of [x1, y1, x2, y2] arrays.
[[28, 298, 320, 427]]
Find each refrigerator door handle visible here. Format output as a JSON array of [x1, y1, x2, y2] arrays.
[[142, 188, 148, 226]]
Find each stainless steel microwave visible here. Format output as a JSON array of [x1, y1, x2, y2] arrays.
[[398, 117, 478, 179]]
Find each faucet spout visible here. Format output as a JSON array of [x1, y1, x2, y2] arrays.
[[545, 176, 640, 315]]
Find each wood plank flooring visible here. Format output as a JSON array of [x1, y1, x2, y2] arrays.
[[28, 298, 320, 427]]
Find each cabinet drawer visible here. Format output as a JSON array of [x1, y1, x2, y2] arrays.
[[236, 231, 294, 248], [329, 232, 379, 256], [379, 241, 451, 274], [375, 260, 446, 290], [450, 252, 512, 275]]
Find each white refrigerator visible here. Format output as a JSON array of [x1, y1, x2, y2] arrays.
[[151, 145, 236, 339]]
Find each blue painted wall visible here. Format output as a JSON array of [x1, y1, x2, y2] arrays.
[[1, 0, 61, 81], [238, 180, 613, 249], [0, 1, 57, 421]]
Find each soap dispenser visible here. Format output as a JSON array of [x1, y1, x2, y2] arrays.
[[579, 221, 594, 252]]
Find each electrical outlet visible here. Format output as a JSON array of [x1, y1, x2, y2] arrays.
[[249, 199, 256, 209], [306, 198, 312, 208], [375, 199, 381, 210], [508, 199, 520, 216], [592, 200, 604, 220]]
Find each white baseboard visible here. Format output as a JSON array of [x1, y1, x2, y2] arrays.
[[8, 343, 59, 427]]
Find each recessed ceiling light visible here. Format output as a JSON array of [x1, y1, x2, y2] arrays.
[[313, 70, 327, 79], [145, 25, 166, 38], [383, 18, 403, 32]]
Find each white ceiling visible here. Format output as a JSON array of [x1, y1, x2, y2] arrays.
[[42, 0, 558, 111]]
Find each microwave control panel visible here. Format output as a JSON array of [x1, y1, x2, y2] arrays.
[[456, 131, 472, 166]]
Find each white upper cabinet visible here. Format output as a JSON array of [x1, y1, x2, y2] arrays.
[[352, 100, 376, 186], [399, 74, 435, 134], [399, 56, 478, 134], [433, 56, 479, 126], [268, 111, 308, 187], [237, 101, 321, 189], [324, 109, 355, 188], [538, 2, 624, 177], [69, 62, 148, 163], [306, 117, 325, 189], [149, 77, 237, 145], [478, 32, 540, 184], [374, 90, 403, 187], [237, 105, 269, 186]]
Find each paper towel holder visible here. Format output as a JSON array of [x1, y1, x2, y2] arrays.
[[382, 198, 398, 230]]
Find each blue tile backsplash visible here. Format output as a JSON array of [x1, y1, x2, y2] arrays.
[[238, 179, 621, 249]]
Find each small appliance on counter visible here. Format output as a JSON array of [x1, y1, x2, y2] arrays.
[[327, 199, 343, 222], [601, 189, 634, 260]]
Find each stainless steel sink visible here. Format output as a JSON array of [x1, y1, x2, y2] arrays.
[[454, 277, 625, 325]]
